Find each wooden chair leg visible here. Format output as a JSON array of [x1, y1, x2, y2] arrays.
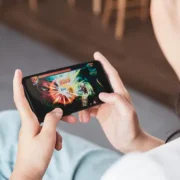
[[67, 0, 75, 7], [140, 0, 149, 21], [102, 0, 113, 27], [29, 0, 38, 11], [93, 0, 102, 16], [115, 0, 126, 40], [0, 0, 3, 19], [0, 0, 9, 19]]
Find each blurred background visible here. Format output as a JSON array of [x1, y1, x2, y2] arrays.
[[0, 0, 180, 150]]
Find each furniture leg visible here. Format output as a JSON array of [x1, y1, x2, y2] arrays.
[[115, 0, 127, 39]]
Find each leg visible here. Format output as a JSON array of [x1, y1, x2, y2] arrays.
[[115, 0, 127, 40], [28, 0, 38, 11], [102, 0, 113, 27], [44, 128, 121, 180], [0, 110, 121, 180], [0, 110, 21, 179], [140, 0, 149, 21], [67, 0, 76, 7], [93, 0, 102, 16]]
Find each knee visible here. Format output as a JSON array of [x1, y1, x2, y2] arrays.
[[0, 110, 21, 134], [0, 110, 20, 163]]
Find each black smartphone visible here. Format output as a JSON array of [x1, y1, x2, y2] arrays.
[[23, 61, 113, 122]]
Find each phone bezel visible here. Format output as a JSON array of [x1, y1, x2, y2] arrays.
[[22, 61, 113, 122]]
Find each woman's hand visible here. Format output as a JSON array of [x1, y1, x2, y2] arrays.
[[79, 52, 164, 153], [11, 70, 76, 180]]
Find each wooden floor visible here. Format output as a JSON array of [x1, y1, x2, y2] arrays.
[[1, 0, 179, 109]]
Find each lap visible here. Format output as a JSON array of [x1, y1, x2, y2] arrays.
[[0, 110, 121, 180]]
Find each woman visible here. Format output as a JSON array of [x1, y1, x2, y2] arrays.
[[0, 0, 179, 179]]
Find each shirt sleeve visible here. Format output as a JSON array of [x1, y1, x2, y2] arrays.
[[101, 153, 167, 180]]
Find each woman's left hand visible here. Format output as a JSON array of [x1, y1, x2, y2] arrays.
[[11, 70, 76, 180]]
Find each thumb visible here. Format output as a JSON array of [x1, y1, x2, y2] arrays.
[[99, 92, 131, 114], [41, 108, 63, 136]]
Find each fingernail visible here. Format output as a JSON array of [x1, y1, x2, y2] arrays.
[[53, 108, 63, 116], [79, 115, 83, 123], [15, 69, 21, 76], [79, 115, 86, 123], [82, 114, 88, 123], [82, 118, 87, 123]]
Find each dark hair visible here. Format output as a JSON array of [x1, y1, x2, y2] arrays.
[[166, 93, 180, 143]]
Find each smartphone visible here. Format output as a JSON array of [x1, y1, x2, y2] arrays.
[[23, 61, 113, 122]]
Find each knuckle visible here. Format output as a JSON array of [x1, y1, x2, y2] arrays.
[[122, 106, 136, 119], [124, 93, 130, 101], [112, 93, 122, 101], [45, 113, 54, 120], [124, 90, 131, 101], [114, 91, 131, 103], [129, 108, 137, 118], [43, 129, 56, 139]]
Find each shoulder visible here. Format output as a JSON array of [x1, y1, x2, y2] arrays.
[[101, 153, 167, 180]]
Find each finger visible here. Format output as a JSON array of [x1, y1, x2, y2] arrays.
[[78, 109, 90, 123], [41, 108, 63, 136], [55, 132, 62, 151], [99, 92, 133, 115], [13, 69, 39, 135], [94, 52, 130, 101], [13, 70, 34, 118], [89, 106, 99, 117], [62, 115, 77, 124]]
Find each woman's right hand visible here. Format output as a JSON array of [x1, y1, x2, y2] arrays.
[[79, 52, 164, 153]]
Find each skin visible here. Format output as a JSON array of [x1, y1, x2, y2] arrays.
[[79, 52, 164, 153], [10, 53, 164, 180], [11, 0, 180, 179], [151, 0, 180, 79], [11, 70, 76, 180]]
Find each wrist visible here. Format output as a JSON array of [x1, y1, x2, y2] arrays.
[[10, 170, 42, 180], [10, 172, 31, 180], [122, 130, 165, 153], [140, 131, 165, 151]]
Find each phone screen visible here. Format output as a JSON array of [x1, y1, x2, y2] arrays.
[[23, 61, 113, 122]]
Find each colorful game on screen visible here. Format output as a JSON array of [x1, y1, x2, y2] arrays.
[[29, 63, 105, 110]]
